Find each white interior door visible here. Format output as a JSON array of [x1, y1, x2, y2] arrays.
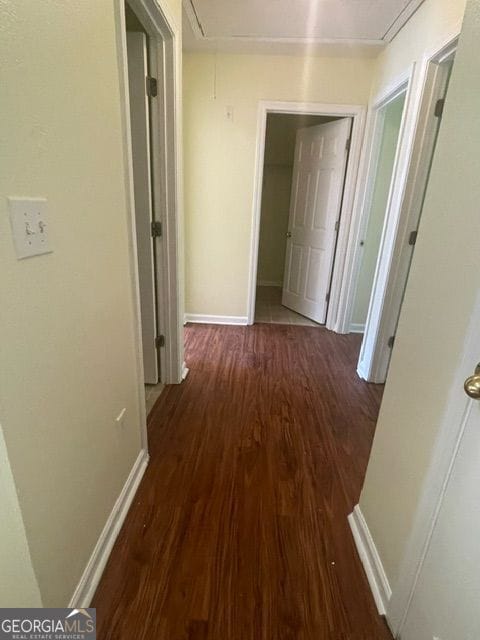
[[401, 318, 480, 640], [282, 119, 351, 323], [127, 32, 158, 384]]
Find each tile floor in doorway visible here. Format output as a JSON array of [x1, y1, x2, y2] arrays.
[[145, 382, 164, 415], [255, 285, 320, 327]]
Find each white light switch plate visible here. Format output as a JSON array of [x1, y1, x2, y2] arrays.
[[8, 197, 52, 260]]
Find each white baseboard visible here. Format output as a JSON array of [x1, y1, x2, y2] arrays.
[[69, 449, 149, 607], [181, 361, 189, 380], [357, 358, 369, 381], [349, 323, 365, 334], [257, 280, 282, 287], [348, 505, 392, 616], [184, 314, 248, 326]]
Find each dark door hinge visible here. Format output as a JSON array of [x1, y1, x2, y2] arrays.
[[151, 221, 162, 238], [334, 220, 340, 232], [434, 98, 445, 118], [146, 76, 158, 98], [408, 230, 418, 246], [387, 335, 395, 349], [345, 137, 351, 152], [155, 335, 165, 349], [325, 292, 330, 303]]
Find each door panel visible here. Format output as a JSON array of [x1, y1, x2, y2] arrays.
[[287, 244, 303, 294], [402, 391, 480, 640], [293, 172, 309, 228], [305, 248, 323, 301], [282, 118, 351, 324], [313, 170, 334, 229], [126, 32, 159, 384]]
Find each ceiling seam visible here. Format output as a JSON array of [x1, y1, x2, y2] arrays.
[[187, 0, 205, 37], [381, 0, 425, 41]]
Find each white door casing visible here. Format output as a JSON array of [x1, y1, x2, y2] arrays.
[[358, 55, 454, 384], [282, 119, 351, 324], [126, 31, 158, 384], [368, 24, 476, 637]]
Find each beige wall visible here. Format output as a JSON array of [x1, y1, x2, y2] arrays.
[[164, 0, 182, 30], [182, 0, 466, 320], [0, 424, 42, 607], [359, 0, 469, 587], [0, 0, 181, 606], [351, 93, 405, 326], [183, 53, 375, 317]]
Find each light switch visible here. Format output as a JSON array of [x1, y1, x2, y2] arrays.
[[8, 197, 52, 259]]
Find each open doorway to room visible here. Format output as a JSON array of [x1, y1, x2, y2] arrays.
[[255, 113, 348, 326], [350, 90, 406, 334], [357, 43, 456, 383], [248, 102, 367, 331], [124, 3, 164, 412], [117, 0, 183, 429]]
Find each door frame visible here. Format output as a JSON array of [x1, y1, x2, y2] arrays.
[[247, 101, 366, 330], [373, 34, 462, 637], [357, 37, 458, 383], [114, 0, 183, 450], [126, 30, 159, 384], [354, 70, 412, 379]]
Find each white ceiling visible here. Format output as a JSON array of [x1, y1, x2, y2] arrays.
[[183, 0, 425, 55]]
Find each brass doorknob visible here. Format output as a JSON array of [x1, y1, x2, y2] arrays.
[[464, 364, 480, 399], [286, 231, 292, 238]]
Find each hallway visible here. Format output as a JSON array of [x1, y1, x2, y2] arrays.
[[93, 324, 391, 639]]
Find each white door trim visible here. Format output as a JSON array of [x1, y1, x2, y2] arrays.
[[358, 36, 459, 383], [345, 71, 411, 346], [247, 101, 366, 330], [126, 31, 159, 384], [114, 0, 183, 449], [354, 69, 412, 380], [371, 34, 462, 638]]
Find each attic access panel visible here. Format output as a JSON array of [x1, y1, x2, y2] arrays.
[[187, 0, 424, 42]]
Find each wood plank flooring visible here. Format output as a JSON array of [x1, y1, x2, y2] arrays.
[[92, 324, 391, 640]]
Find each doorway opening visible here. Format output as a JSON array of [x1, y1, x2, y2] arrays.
[[255, 113, 348, 326], [357, 44, 456, 383], [125, 4, 164, 412], [116, 0, 183, 440], [352, 89, 407, 336], [248, 101, 366, 331]]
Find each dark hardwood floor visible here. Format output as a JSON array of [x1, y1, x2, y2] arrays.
[[93, 324, 391, 640]]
